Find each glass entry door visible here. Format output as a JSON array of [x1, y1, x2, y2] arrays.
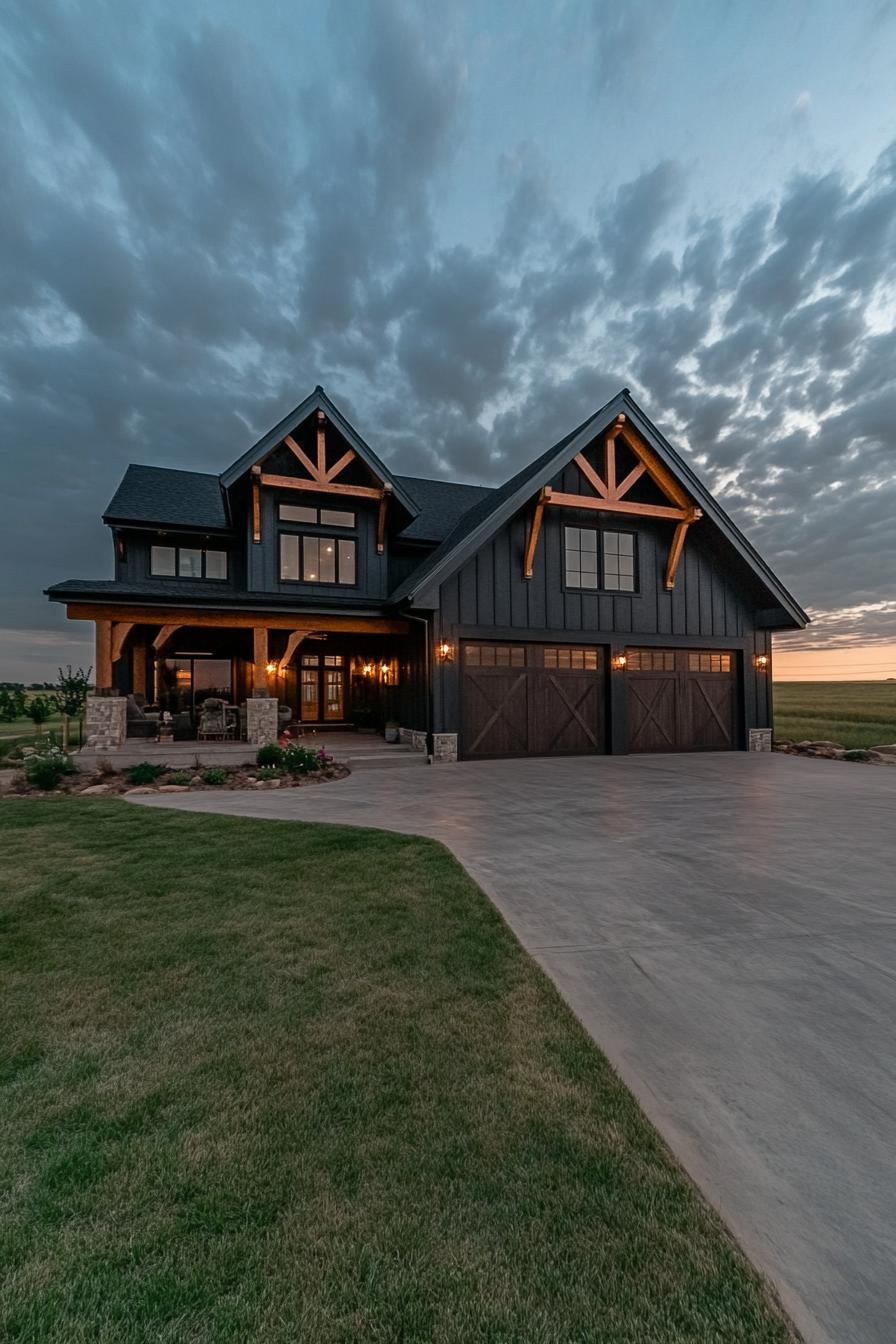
[[156, 658, 233, 715], [300, 654, 344, 722]]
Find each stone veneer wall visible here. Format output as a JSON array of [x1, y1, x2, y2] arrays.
[[749, 727, 773, 752], [85, 695, 127, 750], [246, 697, 279, 746], [432, 732, 457, 763], [399, 727, 429, 753]]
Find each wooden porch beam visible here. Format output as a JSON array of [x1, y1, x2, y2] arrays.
[[251, 466, 262, 543], [152, 624, 182, 653], [260, 473, 383, 500], [253, 627, 269, 695], [547, 492, 694, 521], [278, 630, 307, 673], [132, 635, 147, 697], [95, 619, 113, 691], [573, 453, 609, 500], [67, 604, 410, 635], [523, 487, 551, 579], [376, 484, 392, 554], [110, 621, 135, 663], [284, 434, 320, 481]]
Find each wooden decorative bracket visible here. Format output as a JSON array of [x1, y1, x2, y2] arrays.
[[523, 487, 551, 579], [251, 465, 262, 543], [664, 509, 702, 589], [262, 411, 386, 503], [376, 483, 392, 554], [110, 621, 135, 663], [152, 624, 182, 653], [278, 629, 308, 673]]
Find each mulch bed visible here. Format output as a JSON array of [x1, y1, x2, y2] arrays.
[[0, 763, 350, 798]]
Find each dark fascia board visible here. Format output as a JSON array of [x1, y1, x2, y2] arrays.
[[103, 517, 234, 535], [404, 389, 809, 629], [218, 385, 418, 518]]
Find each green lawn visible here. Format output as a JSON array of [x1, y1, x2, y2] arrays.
[[0, 800, 792, 1343], [774, 680, 896, 749]]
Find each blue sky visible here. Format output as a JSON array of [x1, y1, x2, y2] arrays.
[[1, 0, 896, 679]]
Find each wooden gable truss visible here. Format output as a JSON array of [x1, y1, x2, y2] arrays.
[[255, 409, 392, 550], [523, 414, 702, 589]]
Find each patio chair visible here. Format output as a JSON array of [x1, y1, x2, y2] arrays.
[[197, 698, 228, 741], [126, 694, 161, 739]]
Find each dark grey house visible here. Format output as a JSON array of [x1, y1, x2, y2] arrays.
[[47, 385, 807, 757]]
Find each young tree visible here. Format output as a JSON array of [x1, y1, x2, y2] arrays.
[[54, 666, 93, 751], [26, 694, 53, 727]]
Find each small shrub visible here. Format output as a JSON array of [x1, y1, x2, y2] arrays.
[[843, 749, 872, 763], [125, 761, 168, 786], [200, 767, 227, 785], [26, 694, 54, 726], [165, 771, 192, 785], [95, 757, 116, 777], [256, 744, 285, 768], [24, 746, 74, 791], [256, 765, 284, 780], [282, 744, 328, 775]]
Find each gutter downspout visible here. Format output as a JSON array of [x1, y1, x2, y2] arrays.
[[404, 609, 434, 764]]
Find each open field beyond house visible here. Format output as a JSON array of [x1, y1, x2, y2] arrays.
[[0, 799, 793, 1344], [774, 679, 896, 749]]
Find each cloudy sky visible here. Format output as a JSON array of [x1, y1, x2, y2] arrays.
[[2, 0, 896, 681]]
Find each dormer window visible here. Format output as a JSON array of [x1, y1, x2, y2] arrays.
[[279, 504, 355, 528], [280, 534, 356, 585], [151, 545, 228, 580]]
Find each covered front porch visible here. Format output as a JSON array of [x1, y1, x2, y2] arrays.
[[72, 603, 414, 750]]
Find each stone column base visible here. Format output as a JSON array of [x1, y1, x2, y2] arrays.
[[85, 695, 127, 750], [432, 732, 458, 763], [749, 728, 773, 752], [246, 697, 279, 746], [410, 730, 428, 753]]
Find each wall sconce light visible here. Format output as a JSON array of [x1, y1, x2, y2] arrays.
[[753, 653, 769, 671], [436, 641, 454, 663], [380, 662, 391, 684], [611, 653, 627, 671], [362, 662, 375, 677], [265, 662, 278, 675]]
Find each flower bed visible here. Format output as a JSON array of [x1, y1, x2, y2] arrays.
[[1, 745, 350, 798]]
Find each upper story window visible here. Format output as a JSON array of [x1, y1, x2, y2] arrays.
[[280, 534, 356, 585], [151, 545, 228, 580], [564, 526, 637, 593], [279, 504, 355, 528]]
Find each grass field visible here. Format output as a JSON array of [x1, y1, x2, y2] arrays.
[[774, 680, 896, 749], [0, 799, 792, 1343]]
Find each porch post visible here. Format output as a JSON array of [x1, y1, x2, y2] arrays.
[[95, 619, 113, 692], [247, 625, 278, 746], [84, 616, 127, 749]]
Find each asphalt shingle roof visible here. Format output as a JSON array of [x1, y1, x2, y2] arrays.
[[394, 476, 495, 542], [103, 465, 230, 530]]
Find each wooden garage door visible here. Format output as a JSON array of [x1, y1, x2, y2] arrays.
[[626, 648, 737, 752], [460, 643, 605, 759]]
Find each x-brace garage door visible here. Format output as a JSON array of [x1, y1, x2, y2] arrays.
[[460, 642, 605, 760], [626, 647, 737, 752]]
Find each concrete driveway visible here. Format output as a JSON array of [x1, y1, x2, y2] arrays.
[[132, 753, 896, 1344]]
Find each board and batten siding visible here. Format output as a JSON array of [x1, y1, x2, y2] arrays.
[[433, 497, 774, 751]]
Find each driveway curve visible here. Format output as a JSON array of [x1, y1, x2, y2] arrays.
[[132, 753, 896, 1344]]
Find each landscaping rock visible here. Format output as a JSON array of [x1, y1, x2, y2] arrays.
[[252, 778, 281, 789], [158, 784, 190, 793], [870, 744, 896, 756], [79, 783, 111, 795], [124, 787, 157, 795], [190, 775, 203, 785]]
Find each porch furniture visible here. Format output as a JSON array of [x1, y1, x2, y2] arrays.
[[197, 698, 232, 742], [126, 694, 161, 739], [278, 703, 293, 727]]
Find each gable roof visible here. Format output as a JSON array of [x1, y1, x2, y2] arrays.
[[104, 465, 230, 530], [389, 388, 809, 628], [219, 385, 418, 517], [394, 476, 495, 543]]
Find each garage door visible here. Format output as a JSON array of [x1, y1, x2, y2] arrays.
[[626, 648, 737, 752], [460, 642, 605, 759]]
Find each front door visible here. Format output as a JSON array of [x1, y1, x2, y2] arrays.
[[300, 653, 345, 723]]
